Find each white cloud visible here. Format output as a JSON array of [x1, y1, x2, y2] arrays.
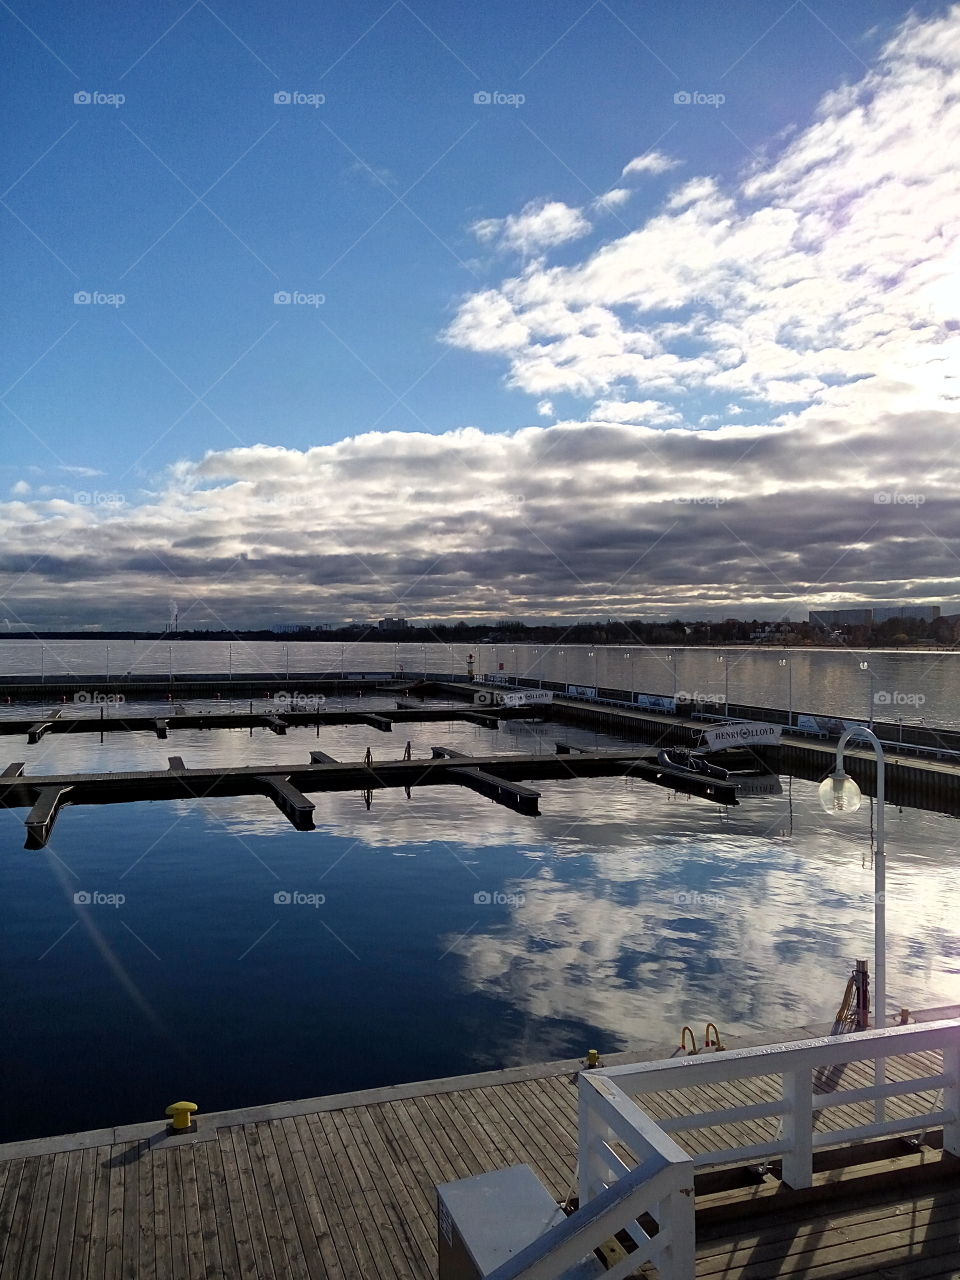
[[470, 199, 592, 255], [590, 399, 682, 425], [593, 188, 632, 211], [445, 7, 960, 421], [620, 151, 682, 178], [11, 480, 30, 495], [536, 400, 555, 417]]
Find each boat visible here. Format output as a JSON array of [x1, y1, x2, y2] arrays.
[[656, 748, 729, 780]]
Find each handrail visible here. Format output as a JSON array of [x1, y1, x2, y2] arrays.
[[484, 1147, 694, 1280], [588, 1018, 960, 1190]]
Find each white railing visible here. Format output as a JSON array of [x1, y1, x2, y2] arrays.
[[582, 1019, 960, 1195], [485, 1073, 694, 1280]]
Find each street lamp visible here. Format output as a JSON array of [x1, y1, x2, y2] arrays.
[[778, 656, 793, 728], [665, 650, 677, 698], [819, 725, 887, 1114], [716, 654, 729, 716], [859, 660, 875, 728]]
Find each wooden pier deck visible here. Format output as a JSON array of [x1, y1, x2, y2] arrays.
[[0, 1021, 957, 1279]]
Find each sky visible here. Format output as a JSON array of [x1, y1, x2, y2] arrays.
[[1, 0, 959, 629]]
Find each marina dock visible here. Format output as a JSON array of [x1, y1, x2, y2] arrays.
[[0, 1013, 957, 1279]]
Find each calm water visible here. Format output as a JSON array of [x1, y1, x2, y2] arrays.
[[1, 690, 959, 1142], [2, 639, 959, 726]]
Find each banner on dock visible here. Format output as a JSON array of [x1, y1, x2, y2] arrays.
[[500, 690, 554, 707], [702, 722, 782, 749]]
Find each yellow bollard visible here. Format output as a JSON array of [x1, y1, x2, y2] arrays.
[[586, 1048, 600, 1069], [165, 1101, 198, 1135]]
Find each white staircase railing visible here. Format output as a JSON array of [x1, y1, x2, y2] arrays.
[[484, 1073, 694, 1279]]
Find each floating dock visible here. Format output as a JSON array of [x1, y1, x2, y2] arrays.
[[0, 744, 739, 849]]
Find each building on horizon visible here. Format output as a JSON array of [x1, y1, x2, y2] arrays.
[[809, 604, 941, 627], [378, 617, 410, 630]]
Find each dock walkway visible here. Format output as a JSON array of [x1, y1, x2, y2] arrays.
[[0, 1020, 957, 1279]]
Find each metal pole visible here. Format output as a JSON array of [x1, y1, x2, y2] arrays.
[[836, 725, 886, 1118]]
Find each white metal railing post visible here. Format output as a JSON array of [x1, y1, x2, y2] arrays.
[[780, 1066, 814, 1189], [657, 1175, 696, 1279], [944, 1041, 960, 1158], [577, 1078, 606, 1205]]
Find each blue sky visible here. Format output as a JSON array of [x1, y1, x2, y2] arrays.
[[2, 0, 958, 627]]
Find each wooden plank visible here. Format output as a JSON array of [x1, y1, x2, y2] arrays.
[[348, 1104, 436, 1275], [31, 1148, 70, 1280], [152, 1148, 177, 1280], [66, 1145, 97, 1280], [289, 1115, 363, 1279], [250, 1121, 311, 1280], [272, 1116, 345, 1280], [225, 1125, 279, 1279], [0, 1160, 28, 1274], [302, 1111, 381, 1279], [190, 1141, 225, 1280], [172, 1145, 205, 1280], [0, 1153, 53, 1280], [120, 1140, 143, 1280], [137, 1141, 157, 1280], [0, 1158, 41, 1279], [338, 1105, 434, 1278], [204, 1139, 248, 1279], [321, 1109, 407, 1280], [50, 1149, 84, 1280]]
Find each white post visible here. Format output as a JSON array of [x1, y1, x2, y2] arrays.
[[657, 1177, 696, 1280], [577, 1080, 607, 1206], [780, 1066, 814, 1189], [944, 1041, 960, 1158]]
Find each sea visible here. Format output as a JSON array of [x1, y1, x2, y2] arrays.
[[1, 642, 958, 1143]]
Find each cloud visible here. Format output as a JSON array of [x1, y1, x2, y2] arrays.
[[446, 7, 960, 415], [470, 199, 592, 255], [593, 188, 632, 211], [3, 7, 959, 627], [620, 151, 682, 178]]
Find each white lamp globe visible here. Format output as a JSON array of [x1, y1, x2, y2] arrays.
[[818, 770, 863, 814]]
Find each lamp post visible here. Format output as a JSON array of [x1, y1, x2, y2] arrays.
[[716, 654, 729, 716], [666, 650, 677, 698], [859, 660, 875, 728], [819, 725, 887, 1118], [778, 655, 793, 728]]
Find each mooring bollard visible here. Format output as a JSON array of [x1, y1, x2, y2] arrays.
[[165, 1101, 198, 1135], [585, 1049, 600, 1069]]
